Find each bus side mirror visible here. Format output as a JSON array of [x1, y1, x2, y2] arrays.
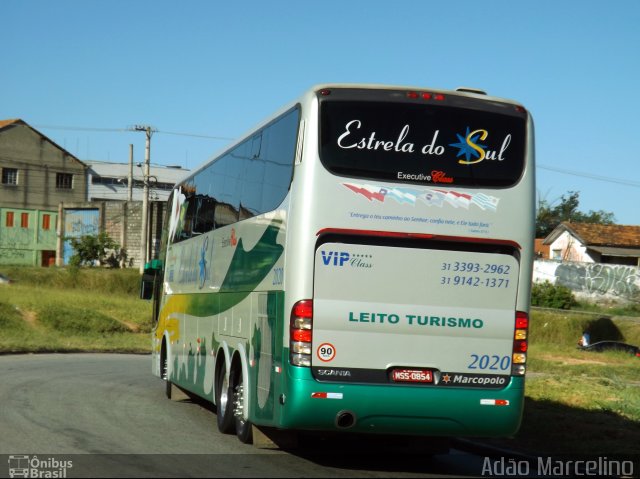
[[140, 273, 155, 300], [140, 260, 163, 300]]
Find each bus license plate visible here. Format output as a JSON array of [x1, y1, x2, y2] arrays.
[[391, 369, 433, 383]]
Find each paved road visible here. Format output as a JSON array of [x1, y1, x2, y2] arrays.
[[0, 354, 488, 477]]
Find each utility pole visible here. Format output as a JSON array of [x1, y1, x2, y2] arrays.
[[132, 125, 155, 273], [128, 144, 134, 201]]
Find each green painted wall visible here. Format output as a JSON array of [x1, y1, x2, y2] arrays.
[[0, 208, 58, 266]]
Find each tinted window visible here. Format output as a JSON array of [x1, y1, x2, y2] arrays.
[[220, 153, 242, 222], [178, 181, 196, 241], [320, 101, 526, 187], [171, 107, 299, 243], [260, 111, 298, 211], [192, 195, 216, 234], [240, 136, 266, 217], [192, 166, 216, 234]]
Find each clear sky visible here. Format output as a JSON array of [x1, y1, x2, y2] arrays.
[[3, 0, 639, 225]]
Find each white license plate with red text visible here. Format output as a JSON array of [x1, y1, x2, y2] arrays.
[[391, 369, 433, 383]]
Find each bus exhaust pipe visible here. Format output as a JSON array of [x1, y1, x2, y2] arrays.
[[335, 411, 356, 429]]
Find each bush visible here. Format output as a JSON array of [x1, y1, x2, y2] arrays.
[[532, 280, 577, 310], [67, 232, 123, 267]]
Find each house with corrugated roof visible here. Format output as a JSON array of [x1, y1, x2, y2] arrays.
[[86, 160, 188, 202], [0, 119, 88, 266], [543, 222, 640, 266]]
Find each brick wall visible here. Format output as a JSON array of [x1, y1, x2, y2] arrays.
[[57, 200, 165, 268], [103, 200, 164, 268]]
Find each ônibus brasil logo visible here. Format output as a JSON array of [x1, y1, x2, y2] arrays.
[[8, 455, 73, 478]]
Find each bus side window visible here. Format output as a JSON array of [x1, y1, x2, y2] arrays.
[[251, 133, 262, 159], [261, 110, 298, 212], [180, 191, 197, 240], [193, 195, 215, 234]]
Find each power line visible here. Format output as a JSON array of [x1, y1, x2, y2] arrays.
[[159, 130, 235, 141], [537, 164, 640, 188], [33, 124, 234, 141], [33, 125, 128, 133]]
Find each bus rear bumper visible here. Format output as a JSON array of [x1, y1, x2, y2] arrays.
[[277, 368, 525, 437]]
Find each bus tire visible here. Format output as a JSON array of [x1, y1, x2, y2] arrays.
[[161, 343, 171, 399], [236, 417, 253, 444], [215, 365, 235, 434], [233, 367, 253, 444]]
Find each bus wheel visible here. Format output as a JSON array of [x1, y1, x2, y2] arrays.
[[215, 366, 235, 434], [233, 369, 253, 444]]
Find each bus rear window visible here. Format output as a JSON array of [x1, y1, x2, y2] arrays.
[[319, 101, 526, 187]]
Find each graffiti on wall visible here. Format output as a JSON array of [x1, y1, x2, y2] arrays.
[[0, 227, 34, 248], [38, 227, 57, 247], [555, 263, 639, 300], [0, 248, 31, 263], [63, 209, 100, 264]]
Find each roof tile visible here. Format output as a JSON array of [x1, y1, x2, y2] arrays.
[[563, 222, 640, 247]]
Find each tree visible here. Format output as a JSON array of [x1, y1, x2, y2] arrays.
[[536, 191, 616, 238], [68, 232, 121, 267]]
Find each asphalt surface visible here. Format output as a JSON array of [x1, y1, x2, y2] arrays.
[[0, 354, 491, 477]]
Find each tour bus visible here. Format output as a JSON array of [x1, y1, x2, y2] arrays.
[[141, 84, 535, 446]]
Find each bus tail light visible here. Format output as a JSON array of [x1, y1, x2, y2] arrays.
[[290, 300, 313, 367], [512, 311, 529, 376], [407, 91, 446, 101]]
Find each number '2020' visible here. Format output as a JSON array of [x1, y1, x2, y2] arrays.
[[468, 354, 510, 370]]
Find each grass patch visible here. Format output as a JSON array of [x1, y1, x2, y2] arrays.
[[478, 309, 640, 456], [531, 309, 640, 345], [37, 303, 130, 334], [0, 267, 151, 354], [3, 265, 142, 295], [0, 302, 28, 330], [526, 349, 640, 421], [574, 300, 640, 318]]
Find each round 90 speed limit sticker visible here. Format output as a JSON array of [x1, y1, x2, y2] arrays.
[[317, 343, 336, 362]]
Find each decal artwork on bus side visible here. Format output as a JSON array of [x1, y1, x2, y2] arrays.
[[343, 183, 500, 212]]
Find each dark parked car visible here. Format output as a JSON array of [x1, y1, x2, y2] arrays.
[[579, 341, 640, 357]]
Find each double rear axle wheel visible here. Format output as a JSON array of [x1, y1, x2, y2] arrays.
[[215, 365, 253, 444]]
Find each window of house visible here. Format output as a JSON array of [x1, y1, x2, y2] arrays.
[[56, 173, 73, 189], [42, 214, 51, 230], [6, 212, 14, 227], [552, 249, 562, 260], [21, 212, 29, 228], [2, 168, 18, 185]]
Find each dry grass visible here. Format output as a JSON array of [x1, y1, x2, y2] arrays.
[[479, 324, 640, 456], [0, 274, 151, 354]]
